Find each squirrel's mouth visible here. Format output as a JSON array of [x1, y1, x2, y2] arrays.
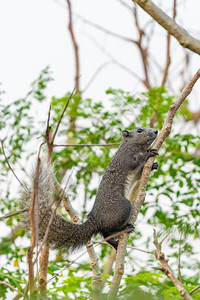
[[148, 137, 156, 143]]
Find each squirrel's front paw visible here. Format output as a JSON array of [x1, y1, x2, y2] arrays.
[[152, 162, 159, 170], [147, 148, 159, 157]]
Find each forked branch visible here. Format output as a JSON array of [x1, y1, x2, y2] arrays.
[[153, 230, 192, 300], [108, 69, 200, 298]]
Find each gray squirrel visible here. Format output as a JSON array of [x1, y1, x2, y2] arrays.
[[21, 127, 158, 251]]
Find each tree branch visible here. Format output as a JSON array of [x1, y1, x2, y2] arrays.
[[0, 281, 24, 296], [108, 68, 200, 298], [161, 0, 177, 86], [66, 0, 80, 91], [0, 208, 28, 221], [27, 144, 44, 298], [133, 0, 200, 55], [0, 139, 27, 191], [53, 142, 120, 148], [153, 230, 192, 300]]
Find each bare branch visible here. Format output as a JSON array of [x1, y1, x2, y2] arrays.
[[132, 69, 200, 224], [108, 232, 129, 298], [53, 142, 120, 148], [39, 243, 49, 298], [83, 61, 112, 93], [85, 32, 142, 81], [161, 0, 177, 86], [0, 281, 24, 296], [133, 5, 151, 89], [153, 230, 192, 300], [66, 0, 80, 91], [108, 68, 200, 298], [178, 233, 182, 284], [103, 249, 116, 278], [51, 87, 75, 145], [47, 247, 89, 283], [0, 139, 27, 191], [75, 13, 137, 44], [0, 208, 28, 221], [27, 143, 44, 297], [133, 0, 200, 55], [93, 240, 152, 254], [116, 0, 133, 11], [189, 285, 200, 295]]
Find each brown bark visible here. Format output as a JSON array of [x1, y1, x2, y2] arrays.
[[133, 0, 200, 55]]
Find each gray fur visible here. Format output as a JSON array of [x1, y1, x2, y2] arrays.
[[21, 127, 158, 251]]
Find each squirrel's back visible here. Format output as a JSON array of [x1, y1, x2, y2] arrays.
[[20, 127, 158, 251]]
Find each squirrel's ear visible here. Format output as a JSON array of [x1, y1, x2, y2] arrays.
[[122, 130, 130, 138]]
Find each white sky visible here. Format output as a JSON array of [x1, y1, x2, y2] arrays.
[[0, 2, 200, 292], [0, 0, 200, 111]]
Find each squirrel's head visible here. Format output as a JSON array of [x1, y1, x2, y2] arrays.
[[122, 127, 158, 149]]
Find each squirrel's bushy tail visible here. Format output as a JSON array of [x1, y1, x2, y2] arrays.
[[20, 162, 97, 251]]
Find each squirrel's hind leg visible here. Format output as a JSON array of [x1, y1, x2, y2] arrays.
[[105, 237, 118, 250], [103, 223, 134, 251]]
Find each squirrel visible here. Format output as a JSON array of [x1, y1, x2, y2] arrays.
[[21, 127, 158, 251]]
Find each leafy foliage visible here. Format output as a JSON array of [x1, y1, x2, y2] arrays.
[[0, 69, 199, 299]]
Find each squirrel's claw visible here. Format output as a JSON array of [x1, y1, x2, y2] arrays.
[[147, 148, 159, 157], [152, 162, 159, 170]]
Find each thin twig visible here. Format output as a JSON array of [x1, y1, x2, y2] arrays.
[[161, 0, 177, 86], [153, 229, 192, 300], [66, 0, 80, 91], [189, 285, 200, 295], [39, 242, 49, 298], [178, 232, 182, 284], [51, 87, 75, 144], [108, 68, 200, 298], [53, 142, 120, 147], [0, 139, 27, 191], [92, 241, 152, 254], [160, 232, 170, 245], [38, 106, 53, 299], [27, 143, 44, 296], [82, 61, 112, 93], [85, 31, 142, 81], [0, 208, 29, 221], [117, 0, 133, 11], [0, 281, 24, 296], [133, 5, 151, 89], [75, 13, 137, 44]]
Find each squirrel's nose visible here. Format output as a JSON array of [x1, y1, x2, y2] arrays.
[[154, 130, 158, 135]]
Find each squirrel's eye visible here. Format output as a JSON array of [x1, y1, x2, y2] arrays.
[[137, 128, 143, 133]]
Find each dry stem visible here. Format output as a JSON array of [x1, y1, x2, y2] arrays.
[[153, 230, 192, 300], [108, 68, 200, 298], [0, 281, 24, 296], [0, 208, 28, 221], [39, 243, 49, 298], [133, 0, 200, 55], [66, 0, 80, 91], [27, 144, 43, 298], [53, 142, 120, 148], [0, 139, 27, 191], [161, 0, 177, 86]]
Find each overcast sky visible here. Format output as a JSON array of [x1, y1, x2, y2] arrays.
[[0, 0, 200, 111]]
